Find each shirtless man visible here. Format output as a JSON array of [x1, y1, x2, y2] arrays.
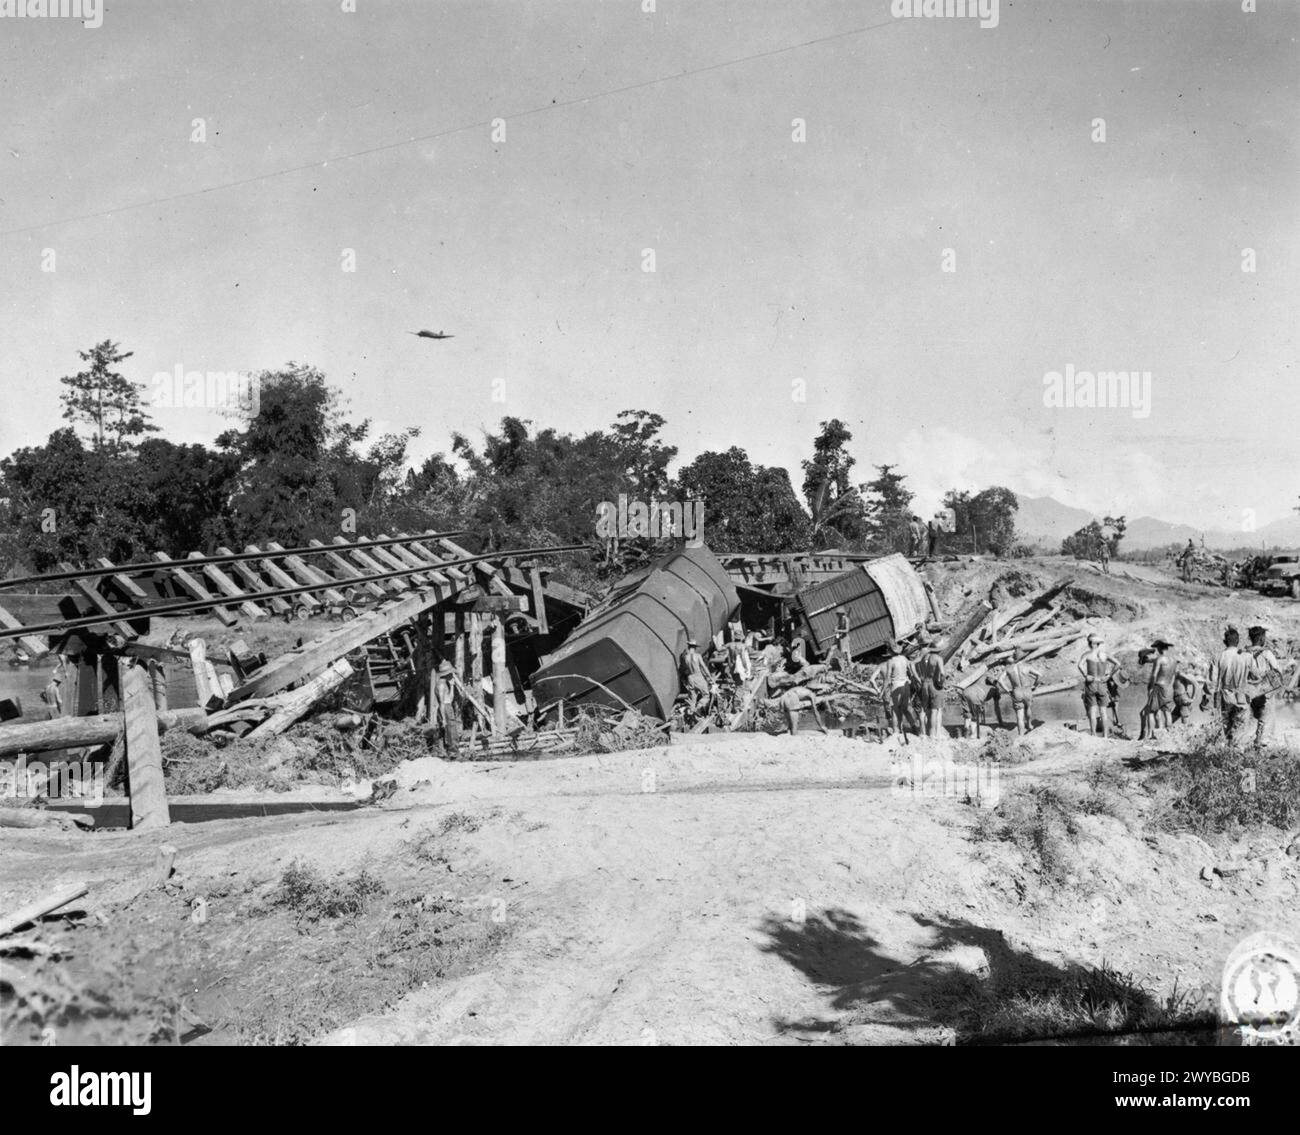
[[1139, 639, 1175, 740], [1000, 648, 1042, 736], [1078, 633, 1119, 737], [878, 640, 919, 741], [913, 633, 947, 737], [766, 685, 829, 736], [960, 673, 1005, 738]]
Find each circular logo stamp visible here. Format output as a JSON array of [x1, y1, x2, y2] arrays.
[[1221, 932, 1300, 1043]]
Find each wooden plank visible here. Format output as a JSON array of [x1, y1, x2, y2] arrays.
[[365, 538, 431, 587], [0, 882, 90, 938], [265, 542, 348, 605], [156, 552, 237, 626], [337, 538, 408, 594], [309, 539, 386, 599], [245, 659, 353, 740], [378, 533, 449, 587], [469, 594, 527, 613], [491, 615, 510, 734], [219, 548, 293, 615], [61, 562, 138, 640], [469, 613, 484, 702], [438, 536, 513, 596], [122, 664, 171, 830], [0, 707, 207, 758], [246, 544, 320, 609], [189, 639, 221, 709], [95, 557, 151, 606], [0, 602, 50, 657], [529, 566, 550, 635], [225, 589, 445, 703], [189, 552, 267, 621], [395, 532, 462, 586]]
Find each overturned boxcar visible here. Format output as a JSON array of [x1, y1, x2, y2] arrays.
[[792, 552, 931, 659], [530, 546, 739, 720]]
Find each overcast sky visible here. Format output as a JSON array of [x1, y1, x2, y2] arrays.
[[1, 0, 1296, 531]]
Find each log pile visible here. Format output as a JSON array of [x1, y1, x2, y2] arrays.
[[951, 580, 1088, 680]]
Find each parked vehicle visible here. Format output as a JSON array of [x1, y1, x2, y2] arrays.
[[1256, 552, 1300, 599]]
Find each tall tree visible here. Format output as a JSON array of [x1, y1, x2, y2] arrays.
[[801, 419, 869, 549], [59, 340, 158, 452], [862, 463, 914, 553], [675, 446, 810, 552]]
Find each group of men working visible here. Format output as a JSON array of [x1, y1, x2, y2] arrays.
[[685, 611, 1290, 746]]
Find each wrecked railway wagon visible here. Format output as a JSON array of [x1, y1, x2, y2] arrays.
[[793, 553, 932, 659], [530, 546, 739, 720]]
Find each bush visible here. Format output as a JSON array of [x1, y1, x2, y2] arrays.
[[273, 860, 386, 923], [1151, 735, 1300, 836]]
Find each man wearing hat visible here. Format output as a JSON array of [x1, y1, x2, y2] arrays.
[[913, 632, 947, 737], [1077, 633, 1119, 737], [430, 658, 459, 757], [878, 640, 919, 739], [1000, 648, 1042, 736], [1139, 639, 1176, 740]]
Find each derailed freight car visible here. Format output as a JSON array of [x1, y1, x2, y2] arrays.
[[792, 552, 931, 660], [530, 546, 739, 720]]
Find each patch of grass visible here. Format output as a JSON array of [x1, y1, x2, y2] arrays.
[[973, 783, 1084, 887], [1149, 734, 1300, 836], [272, 860, 386, 923], [931, 960, 1215, 1044], [160, 731, 289, 794]]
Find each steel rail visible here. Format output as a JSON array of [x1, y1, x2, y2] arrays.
[[0, 530, 471, 591], [0, 543, 589, 641]]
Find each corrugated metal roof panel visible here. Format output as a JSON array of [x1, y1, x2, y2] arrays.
[[863, 553, 929, 638]]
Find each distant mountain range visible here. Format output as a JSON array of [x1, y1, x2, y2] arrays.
[[1012, 494, 1300, 553]]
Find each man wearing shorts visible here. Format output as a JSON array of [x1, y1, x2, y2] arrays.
[[913, 633, 947, 738], [1139, 639, 1175, 740], [1001, 648, 1041, 736], [879, 640, 919, 740], [1078, 633, 1119, 737]]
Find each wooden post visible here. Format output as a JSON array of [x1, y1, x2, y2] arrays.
[[147, 659, 168, 711], [469, 614, 483, 706], [491, 615, 509, 734], [122, 664, 170, 831], [453, 611, 467, 727], [189, 639, 215, 708]]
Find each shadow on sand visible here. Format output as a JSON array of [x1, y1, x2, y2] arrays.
[[758, 908, 1221, 1045]]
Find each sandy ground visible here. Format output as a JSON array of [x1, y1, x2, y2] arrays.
[[288, 730, 1295, 1045]]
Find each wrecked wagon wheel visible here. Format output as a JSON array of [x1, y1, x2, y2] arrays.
[[340, 605, 358, 621], [285, 604, 311, 622]]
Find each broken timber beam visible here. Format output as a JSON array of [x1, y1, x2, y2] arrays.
[[224, 589, 448, 704], [122, 664, 171, 830], [245, 659, 354, 740]]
